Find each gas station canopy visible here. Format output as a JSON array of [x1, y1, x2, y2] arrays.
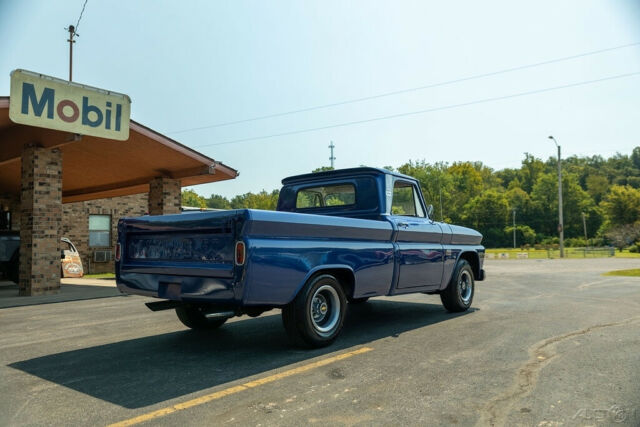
[[0, 96, 237, 203]]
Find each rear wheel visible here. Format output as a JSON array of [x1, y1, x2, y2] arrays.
[[440, 260, 474, 312], [175, 306, 227, 330], [282, 274, 347, 348]]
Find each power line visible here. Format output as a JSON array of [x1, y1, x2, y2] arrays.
[[65, 0, 88, 81], [193, 70, 640, 149], [169, 41, 640, 135], [75, 0, 89, 32]]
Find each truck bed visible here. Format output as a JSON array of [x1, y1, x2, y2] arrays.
[[117, 209, 395, 306]]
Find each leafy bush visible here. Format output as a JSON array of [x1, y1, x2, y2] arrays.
[[565, 237, 587, 247]]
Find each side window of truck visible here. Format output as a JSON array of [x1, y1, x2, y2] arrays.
[[391, 181, 425, 217]]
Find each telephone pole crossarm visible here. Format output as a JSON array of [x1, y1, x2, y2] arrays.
[[328, 141, 336, 169]]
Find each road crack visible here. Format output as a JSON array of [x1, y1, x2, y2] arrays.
[[477, 315, 640, 427]]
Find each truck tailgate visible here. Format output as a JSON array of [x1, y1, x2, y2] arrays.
[[116, 210, 243, 300]]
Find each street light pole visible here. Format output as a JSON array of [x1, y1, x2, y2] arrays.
[[513, 208, 517, 249], [548, 136, 564, 258]]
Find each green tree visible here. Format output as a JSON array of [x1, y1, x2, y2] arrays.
[[463, 189, 510, 247], [506, 186, 531, 216], [447, 162, 484, 224], [206, 194, 232, 209], [605, 223, 640, 251], [520, 153, 545, 193], [496, 168, 520, 189], [504, 225, 536, 246], [181, 189, 207, 208], [230, 190, 280, 210], [397, 160, 453, 222], [632, 146, 640, 169], [312, 166, 334, 172], [585, 174, 609, 204], [530, 173, 598, 238], [600, 185, 640, 226], [174, 147, 640, 247]]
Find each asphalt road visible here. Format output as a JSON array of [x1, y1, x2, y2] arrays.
[[1, 258, 639, 426]]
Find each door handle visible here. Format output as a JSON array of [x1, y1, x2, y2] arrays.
[[397, 222, 409, 228]]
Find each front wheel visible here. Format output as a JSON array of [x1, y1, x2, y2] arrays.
[[282, 274, 347, 348], [440, 260, 474, 312]]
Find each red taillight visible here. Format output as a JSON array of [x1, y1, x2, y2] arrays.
[[235, 241, 245, 266], [115, 243, 121, 262]]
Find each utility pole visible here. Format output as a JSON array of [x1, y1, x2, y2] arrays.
[[513, 208, 517, 249], [582, 212, 588, 245], [548, 136, 564, 257], [66, 0, 88, 82], [328, 141, 336, 169], [67, 25, 77, 81]]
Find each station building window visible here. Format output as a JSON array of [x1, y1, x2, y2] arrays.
[[89, 215, 111, 247]]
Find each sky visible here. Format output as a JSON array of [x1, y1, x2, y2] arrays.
[[1, 0, 640, 199]]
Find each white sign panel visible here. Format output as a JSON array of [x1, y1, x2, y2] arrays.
[[9, 69, 131, 141]]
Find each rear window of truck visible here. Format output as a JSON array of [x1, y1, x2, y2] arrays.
[[296, 184, 356, 209]]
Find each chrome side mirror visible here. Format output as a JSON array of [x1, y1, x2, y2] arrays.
[[426, 204, 434, 219]]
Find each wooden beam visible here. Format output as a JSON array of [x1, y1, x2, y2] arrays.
[[0, 125, 80, 166], [61, 166, 217, 203]]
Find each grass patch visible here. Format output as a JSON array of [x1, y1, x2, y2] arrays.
[[83, 273, 115, 279], [614, 250, 640, 258], [602, 269, 640, 277]]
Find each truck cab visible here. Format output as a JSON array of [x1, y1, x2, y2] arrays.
[[277, 167, 484, 289]]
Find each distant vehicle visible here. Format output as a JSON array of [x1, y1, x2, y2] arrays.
[[116, 168, 485, 348], [0, 232, 84, 282]]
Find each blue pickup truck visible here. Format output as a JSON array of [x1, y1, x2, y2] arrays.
[[116, 167, 485, 347]]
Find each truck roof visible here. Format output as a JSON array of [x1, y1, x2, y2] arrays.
[[281, 167, 417, 185]]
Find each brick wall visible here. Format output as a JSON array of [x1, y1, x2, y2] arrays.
[[19, 146, 62, 295], [62, 193, 148, 274], [6, 176, 177, 277], [148, 177, 181, 215]]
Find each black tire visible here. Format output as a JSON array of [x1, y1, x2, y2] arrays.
[[282, 274, 347, 348], [347, 296, 369, 304], [175, 306, 227, 330], [440, 260, 474, 312]]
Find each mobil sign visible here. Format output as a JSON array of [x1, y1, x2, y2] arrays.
[[9, 69, 131, 141]]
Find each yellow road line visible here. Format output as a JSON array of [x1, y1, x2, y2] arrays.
[[108, 346, 373, 427]]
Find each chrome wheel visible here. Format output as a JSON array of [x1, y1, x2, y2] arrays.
[[310, 284, 340, 337], [282, 274, 347, 348], [458, 270, 473, 305]]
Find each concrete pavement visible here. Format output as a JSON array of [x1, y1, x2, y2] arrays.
[[1, 258, 639, 426]]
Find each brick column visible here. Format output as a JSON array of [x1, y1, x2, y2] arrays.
[[19, 145, 62, 296], [148, 177, 181, 215]]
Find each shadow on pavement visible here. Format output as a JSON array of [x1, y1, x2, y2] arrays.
[[0, 283, 122, 309], [9, 299, 477, 409]]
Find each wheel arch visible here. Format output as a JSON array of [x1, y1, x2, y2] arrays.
[[458, 251, 480, 280], [292, 265, 355, 302]]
